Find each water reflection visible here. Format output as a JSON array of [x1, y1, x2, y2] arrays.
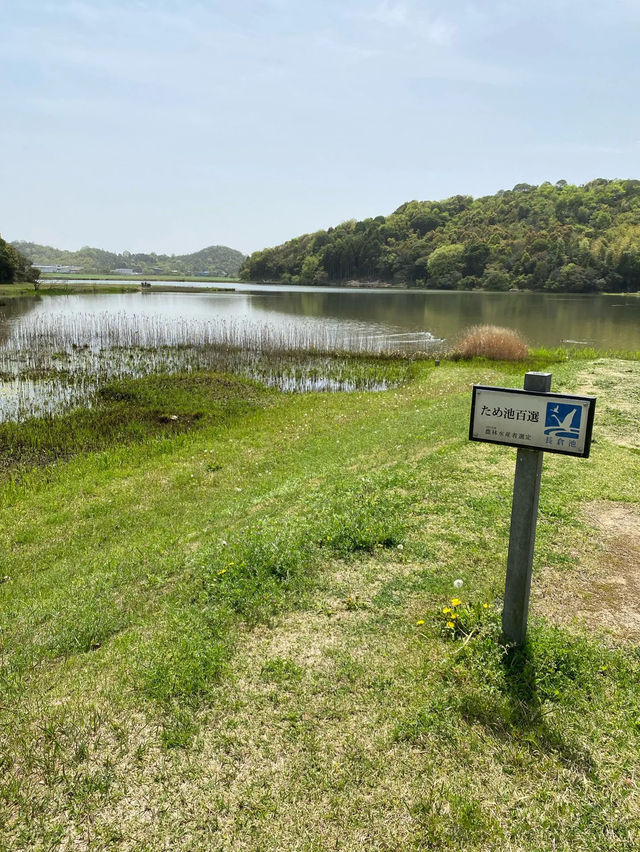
[[247, 290, 640, 349], [0, 295, 41, 345], [3, 289, 638, 350]]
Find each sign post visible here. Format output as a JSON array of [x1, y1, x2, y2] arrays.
[[469, 372, 596, 646], [502, 371, 551, 645]]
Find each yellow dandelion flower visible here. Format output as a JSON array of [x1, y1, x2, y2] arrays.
[[416, 619, 425, 625], [442, 607, 452, 614], [451, 613, 458, 619], [482, 603, 489, 609], [217, 569, 227, 575], [451, 598, 461, 607], [446, 621, 455, 629]]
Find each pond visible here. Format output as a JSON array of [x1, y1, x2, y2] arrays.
[[4, 284, 640, 350], [0, 284, 638, 421]]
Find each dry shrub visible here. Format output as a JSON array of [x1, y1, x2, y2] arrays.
[[452, 325, 529, 361]]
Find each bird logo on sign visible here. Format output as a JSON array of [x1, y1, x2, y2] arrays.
[[544, 403, 582, 439]]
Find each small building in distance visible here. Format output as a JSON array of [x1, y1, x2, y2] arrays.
[[111, 268, 136, 275], [37, 265, 84, 274]]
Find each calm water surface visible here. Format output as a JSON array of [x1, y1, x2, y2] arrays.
[[2, 284, 639, 350]]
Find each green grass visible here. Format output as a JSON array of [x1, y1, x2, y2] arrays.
[[0, 355, 639, 849], [530, 345, 640, 362], [0, 281, 233, 298]]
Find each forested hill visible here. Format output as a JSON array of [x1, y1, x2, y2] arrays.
[[11, 242, 246, 278], [240, 179, 640, 292]]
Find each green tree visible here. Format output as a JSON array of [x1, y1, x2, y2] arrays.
[[426, 244, 465, 288], [300, 254, 321, 285], [0, 235, 39, 284], [462, 242, 490, 277], [481, 263, 511, 291]]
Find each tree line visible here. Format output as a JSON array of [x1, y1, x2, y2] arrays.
[[240, 179, 640, 292], [0, 235, 39, 284]]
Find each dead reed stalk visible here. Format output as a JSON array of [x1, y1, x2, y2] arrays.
[[452, 325, 529, 361]]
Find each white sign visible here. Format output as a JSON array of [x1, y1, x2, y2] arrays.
[[470, 386, 596, 457]]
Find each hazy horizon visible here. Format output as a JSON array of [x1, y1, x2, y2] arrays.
[[10, 237, 248, 257]]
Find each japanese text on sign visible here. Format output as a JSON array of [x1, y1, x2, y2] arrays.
[[479, 405, 539, 423], [469, 386, 596, 458]]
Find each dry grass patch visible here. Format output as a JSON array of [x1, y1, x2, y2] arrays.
[[451, 325, 529, 361], [535, 501, 640, 641], [576, 359, 640, 448]]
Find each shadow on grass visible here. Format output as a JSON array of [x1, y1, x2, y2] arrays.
[[461, 642, 596, 774]]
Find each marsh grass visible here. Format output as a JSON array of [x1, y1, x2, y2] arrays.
[[531, 345, 640, 362], [0, 336, 422, 421], [2, 308, 637, 423], [5, 311, 441, 355], [0, 371, 271, 475], [0, 353, 422, 475]]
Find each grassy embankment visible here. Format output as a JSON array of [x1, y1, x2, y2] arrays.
[[0, 282, 138, 297], [1, 353, 639, 850], [0, 281, 234, 298]]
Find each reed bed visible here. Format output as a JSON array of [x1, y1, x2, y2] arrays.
[[0, 312, 434, 422], [5, 312, 440, 360]]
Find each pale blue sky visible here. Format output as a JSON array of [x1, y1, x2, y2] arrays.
[[1, 0, 639, 255]]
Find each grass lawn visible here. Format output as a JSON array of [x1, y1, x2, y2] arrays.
[[1, 356, 639, 850]]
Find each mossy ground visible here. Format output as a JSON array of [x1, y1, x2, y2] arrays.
[[1, 357, 639, 850]]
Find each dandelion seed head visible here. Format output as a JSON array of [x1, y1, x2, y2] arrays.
[[453, 579, 463, 589]]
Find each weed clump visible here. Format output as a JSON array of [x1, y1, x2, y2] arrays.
[[452, 325, 529, 361]]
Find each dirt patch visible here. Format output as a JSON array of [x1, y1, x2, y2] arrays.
[[535, 501, 640, 641], [575, 359, 640, 448]]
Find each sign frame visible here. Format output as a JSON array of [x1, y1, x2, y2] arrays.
[[469, 385, 596, 458]]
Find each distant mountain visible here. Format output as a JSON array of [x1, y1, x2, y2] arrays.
[[11, 242, 247, 278], [240, 179, 640, 293]]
